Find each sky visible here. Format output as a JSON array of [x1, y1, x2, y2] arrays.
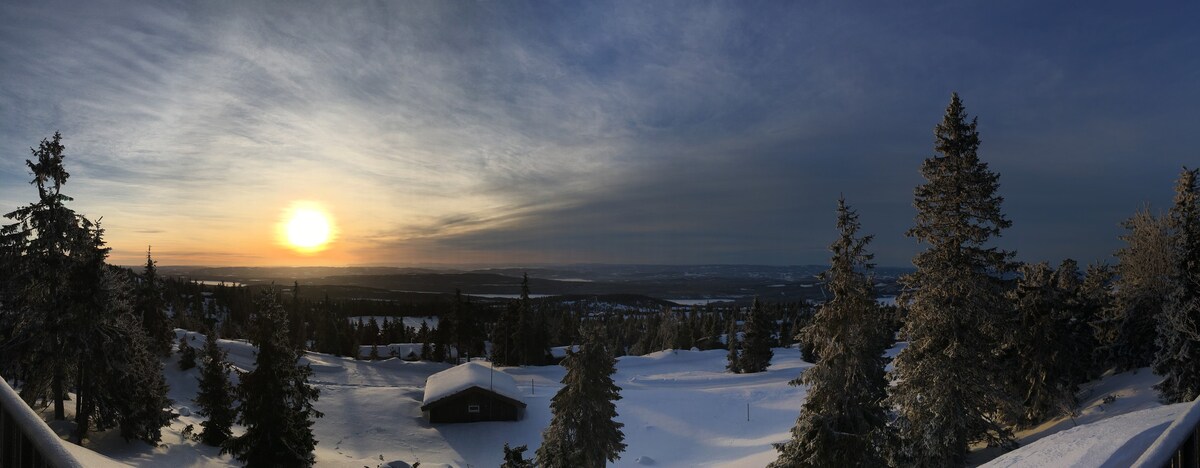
[[1, 1, 1197, 267]]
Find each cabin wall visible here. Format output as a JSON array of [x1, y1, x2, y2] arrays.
[[426, 388, 522, 423]]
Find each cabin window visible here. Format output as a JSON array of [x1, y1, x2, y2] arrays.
[[467, 405, 481, 413]]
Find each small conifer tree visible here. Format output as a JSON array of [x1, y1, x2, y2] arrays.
[[223, 289, 323, 467], [501, 443, 534, 468], [178, 335, 197, 370], [738, 299, 774, 373], [725, 315, 741, 373], [196, 331, 236, 446]]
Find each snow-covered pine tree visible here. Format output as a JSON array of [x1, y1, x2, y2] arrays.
[[725, 314, 741, 373], [196, 331, 236, 447], [536, 326, 626, 468], [771, 197, 891, 467], [137, 246, 172, 355], [178, 335, 197, 370], [0, 132, 95, 420], [738, 299, 774, 373], [1007, 262, 1077, 426], [888, 93, 1018, 465], [1097, 207, 1174, 371], [1154, 167, 1200, 403], [223, 289, 323, 467], [1055, 259, 1101, 387], [69, 230, 171, 445]]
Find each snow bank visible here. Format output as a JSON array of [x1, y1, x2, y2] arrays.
[[981, 403, 1185, 467], [422, 361, 524, 408]]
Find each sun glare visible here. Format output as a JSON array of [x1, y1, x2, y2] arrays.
[[278, 202, 335, 254]]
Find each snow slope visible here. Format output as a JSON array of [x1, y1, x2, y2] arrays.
[[975, 368, 1173, 467]]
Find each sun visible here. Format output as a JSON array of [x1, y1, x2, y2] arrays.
[[278, 202, 335, 254]]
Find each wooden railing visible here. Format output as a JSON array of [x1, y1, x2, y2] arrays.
[[0, 376, 84, 468], [1133, 394, 1200, 468]]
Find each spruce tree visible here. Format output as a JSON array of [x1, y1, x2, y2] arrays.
[[738, 299, 774, 373], [889, 93, 1018, 465], [1154, 167, 1200, 403], [501, 443, 534, 468], [178, 335, 197, 370], [71, 243, 172, 445], [1007, 262, 1077, 426], [196, 331, 236, 446], [137, 246, 172, 355], [1097, 207, 1174, 371], [224, 289, 323, 467], [1054, 259, 1100, 386], [1081, 263, 1116, 376], [725, 314, 742, 373], [536, 327, 626, 468], [1, 132, 93, 420], [771, 198, 891, 467]]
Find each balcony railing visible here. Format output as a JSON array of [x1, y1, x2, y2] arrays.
[[1133, 394, 1200, 468], [0, 376, 85, 468]]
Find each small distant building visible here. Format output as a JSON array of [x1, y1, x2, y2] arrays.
[[421, 362, 525, 423]]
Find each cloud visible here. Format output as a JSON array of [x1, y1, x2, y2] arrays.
[[2, 1, 1197, 266]]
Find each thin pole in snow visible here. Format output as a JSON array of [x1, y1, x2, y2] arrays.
[[747, 403, 750, 421], [532, 378, 535, 396]]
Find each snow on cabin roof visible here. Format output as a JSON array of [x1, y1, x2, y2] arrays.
[[421, 361, 525, 409]]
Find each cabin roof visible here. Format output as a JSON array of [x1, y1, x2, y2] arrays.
[[421, 361, 525, 410]]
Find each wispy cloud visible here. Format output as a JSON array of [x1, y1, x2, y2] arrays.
[[2, 1, 1197, 266]]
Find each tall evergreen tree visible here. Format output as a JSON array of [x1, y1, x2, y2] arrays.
[[2, 133, 171, 446], [1155, 167, 1200, 403], [1, 132, 92, 420], [224, 289, 323, 467], [1097, 207, 1174, 371], [738, 299, 774, 373], [196, 331, 236, 447], [889, 94, 1018, 465], [771, 198, 891, 467], [536, 327, 626, 468]]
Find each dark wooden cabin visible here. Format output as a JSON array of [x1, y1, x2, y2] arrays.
[[421, 361, 526, 423]]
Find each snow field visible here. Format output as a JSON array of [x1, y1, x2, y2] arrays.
[[62, 329, 1180, 467]]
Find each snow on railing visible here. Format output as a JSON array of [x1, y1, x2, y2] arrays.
[[1132, 394, 1200, 468], [0, 375, 85, 468]]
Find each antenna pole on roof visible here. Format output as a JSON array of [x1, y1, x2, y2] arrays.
[[490, 360, 494, 391]]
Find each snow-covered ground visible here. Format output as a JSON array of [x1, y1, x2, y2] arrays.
[[976, 368, 1179, 467], [52, 329, 1180, 467]]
